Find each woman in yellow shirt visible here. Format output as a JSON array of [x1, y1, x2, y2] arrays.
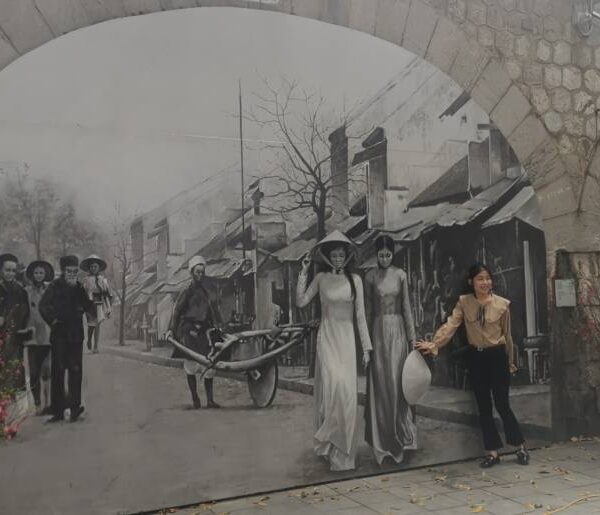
[[416, 263, 529, 468]]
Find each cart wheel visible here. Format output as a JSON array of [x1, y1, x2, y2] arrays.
[[247, 361, 278, 408]]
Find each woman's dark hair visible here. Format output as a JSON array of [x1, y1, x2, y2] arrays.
[[374, 235, 394, 252], [466, 262, 494, 294], [320, 241, 356, 301]]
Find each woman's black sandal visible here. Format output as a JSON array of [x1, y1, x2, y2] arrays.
[[516, 449, 530, 465], [480, 454, 500, 468]]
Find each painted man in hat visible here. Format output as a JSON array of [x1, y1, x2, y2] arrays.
[[165, 255, 223, 409], [24, 260, 55, 415], [81, 254, 113, 354], [39, 255, 95, 423], [0, 253, 30, 390]]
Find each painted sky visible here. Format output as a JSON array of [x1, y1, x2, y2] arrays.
[[0, 7, 414, 222]]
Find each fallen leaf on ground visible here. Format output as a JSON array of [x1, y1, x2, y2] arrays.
[[470, 504, 485, 512], [435, 474, 448, 482], [409, 494, 431, 506], [381, 477, 390, 482], [453, 483, 472, 491]]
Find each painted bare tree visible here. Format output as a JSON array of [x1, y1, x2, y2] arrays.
[[110, 204, 134, 347], [2, 165, 59, 260], [246, 78, 363, 240]]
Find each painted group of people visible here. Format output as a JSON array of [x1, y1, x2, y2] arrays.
[[0, 253, 112, 425], [296, 231, 529, 472]]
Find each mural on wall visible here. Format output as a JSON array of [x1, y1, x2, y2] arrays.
[[0, 8, 551, 515]]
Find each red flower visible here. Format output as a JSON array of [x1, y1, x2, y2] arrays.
[[3, 424, 18, 440]]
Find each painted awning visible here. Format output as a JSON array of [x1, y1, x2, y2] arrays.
[[481, 186, 543, 231], [435, 178, 518, 228]]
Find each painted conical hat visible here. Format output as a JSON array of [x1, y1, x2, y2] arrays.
[[402, 349, 432, 405], [312, 230, 357, 265]]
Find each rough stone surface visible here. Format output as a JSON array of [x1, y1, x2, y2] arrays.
[[523, 63, 542, 84], [505, 59, 522, 80], [562, 67, 582, 91], [543, 15, 563, 42], [551, 87, 571, 113], [553, 40, 572, 65], [531, 86, 550, 113], [575, 45, 592, 68], [495, 30, 515, 57], [586, 117, 598, 140], [467, 0, 486, 25], [559, 134, 575, 154], [536, 39, 552, 62], [584, 69, 600, 93], [515, 34, 531, 57], [564, 114, 584, 137], [543, 110, 563, 133], [574, 90, 594, 114], [544, 65, 562, 89], [477, 25, 494, 47]]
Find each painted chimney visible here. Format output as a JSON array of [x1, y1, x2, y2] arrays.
[[467, 139, 490, 192], [360, 127, 387, 229], [329, 125, 349, 220]]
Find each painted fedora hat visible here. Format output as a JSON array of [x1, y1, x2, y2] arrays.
[[26, 260, 55, 282], [402, 349, 432, 406], [80, 254, 107, 273]]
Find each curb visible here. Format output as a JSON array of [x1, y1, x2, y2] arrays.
[[105, 346, 553, 440]]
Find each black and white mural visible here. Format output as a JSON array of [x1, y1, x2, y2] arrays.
[[0, 8, 551, 514]]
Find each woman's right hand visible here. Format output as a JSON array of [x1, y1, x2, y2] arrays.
[[415, 340, 438, 356]]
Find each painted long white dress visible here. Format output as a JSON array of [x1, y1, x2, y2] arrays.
[[297, 272, 372, 471]]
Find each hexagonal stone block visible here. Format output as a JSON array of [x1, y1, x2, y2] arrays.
[[563, 67, 582, 91], [544, 65, 562, 88], [584, 69, 600, 93], [507, 11, 527, 35], [543, 16, 563, 42], [531, 86, 550, 112], [543, 110, 563, 133], [515, 35, 531, 58], [495, 31, 514, 57], [523, 63, 543, 84], [551, 87, 571, 112], [478, 26, 494, 47], [553, 41, 572, 65], [537, 39, 552, 62], [505, 60, 522, 80], [467, 0, 486, 25], [564, 114, 584, 136], [574, 90, 593, 113], [575, 46, 592, 68]]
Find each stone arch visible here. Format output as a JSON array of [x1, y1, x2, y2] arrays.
[[0, 0, 581, 249]]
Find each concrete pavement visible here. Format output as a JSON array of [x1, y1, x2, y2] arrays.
[[154, 439, 600, 515]]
